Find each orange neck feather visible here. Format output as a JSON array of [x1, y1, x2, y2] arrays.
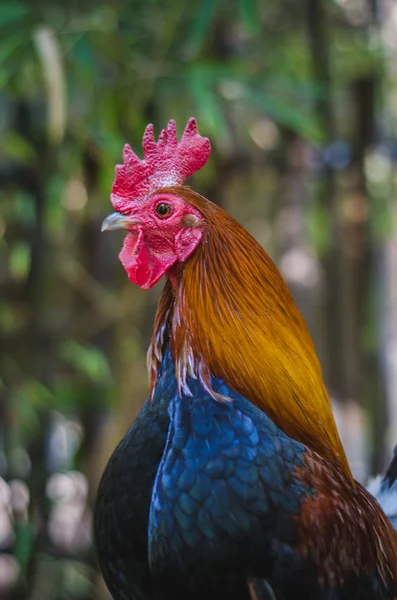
[[148, 186, 352, 480]]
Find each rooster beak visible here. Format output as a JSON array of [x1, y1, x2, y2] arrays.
[[101, 212, 140, 232]]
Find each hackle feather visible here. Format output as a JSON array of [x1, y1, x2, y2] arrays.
[[148, 186, 352, 479]]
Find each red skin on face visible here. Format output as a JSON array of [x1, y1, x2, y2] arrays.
[[107, 118, 210, 289], [118, 192, 204, 290]]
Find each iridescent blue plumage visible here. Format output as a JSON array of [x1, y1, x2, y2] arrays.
[[147, 359, 315, 600], [95, 350, 395, 600]]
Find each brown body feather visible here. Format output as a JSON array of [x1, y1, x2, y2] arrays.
[[296, 452, 397, 593]]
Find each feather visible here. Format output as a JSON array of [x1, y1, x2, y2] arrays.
[[368, 447, 397, 531], [148, 186, 351, 479]]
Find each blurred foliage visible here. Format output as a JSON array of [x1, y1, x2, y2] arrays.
[[1, 0, 397, 598]]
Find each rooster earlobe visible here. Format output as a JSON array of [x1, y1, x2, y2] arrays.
[[174, 227, 203, 263]]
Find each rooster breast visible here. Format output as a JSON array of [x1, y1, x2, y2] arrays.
[[94, 353, 173, 600], [95, 349, 396, 600]]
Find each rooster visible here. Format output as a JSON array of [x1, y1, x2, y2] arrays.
[[94, 118, 397, 600]]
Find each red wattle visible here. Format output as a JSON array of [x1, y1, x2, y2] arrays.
[[119, 229, 178, 290]]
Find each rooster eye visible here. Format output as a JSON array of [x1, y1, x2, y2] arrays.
[[156, 203, 172, 218]]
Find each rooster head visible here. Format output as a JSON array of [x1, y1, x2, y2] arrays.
[[101, 118, 210, 290]]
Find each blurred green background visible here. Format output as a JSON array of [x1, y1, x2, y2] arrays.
[[1, 0, 397, 597]]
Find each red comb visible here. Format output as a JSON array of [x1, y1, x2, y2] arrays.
[[111, 118, 211, 213]]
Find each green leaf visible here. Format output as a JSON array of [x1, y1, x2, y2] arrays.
[[53, 380, 111, 408], [0, 32, 27, 66], [9, 242, 31, 280], [1, 132, 35, 163], [45, 173, 66, 235], [0, 303, 21, 334], [98, 130, 126, 163], [186, 67, 229, 145], [14, 522, 34, 575], [186, 0, 220, 56], [10, 192, 36, 225], [19, 380, 56, 409], [236, 0, 260, 36], [60, 340, 112, 385], [73, 36, 96, 78], [242, 86, 322, 144], [183, 64, 322, 143], [0, 2, 29, 27], [11, 380, 56, 439]]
